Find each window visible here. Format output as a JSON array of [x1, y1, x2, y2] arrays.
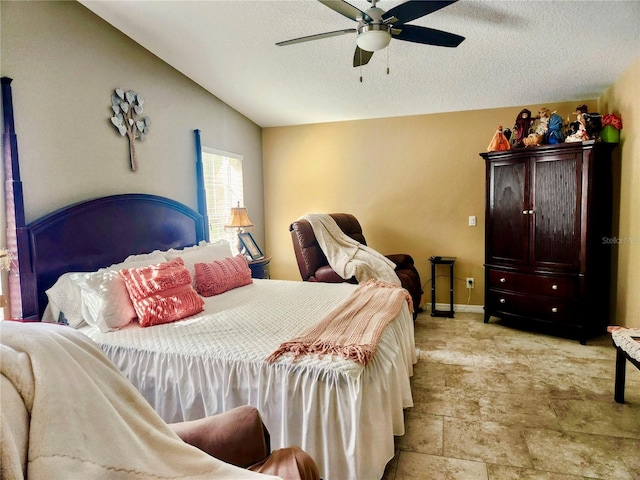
[[201, 147, 244, 248]]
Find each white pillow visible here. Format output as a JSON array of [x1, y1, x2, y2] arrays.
[[123, 249, 168, 264], [45, 272, 86, 328], [73, 270, 136, 332], [110, 251, 167, 270], [164, 240, 233, 287], [41, 304, 57, 324], [164, 240, 232, 258], [206, 240, 234, 259]]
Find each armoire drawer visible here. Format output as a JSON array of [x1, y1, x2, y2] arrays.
[[488, 269, 578, 298], [486, 290, 579, 323]]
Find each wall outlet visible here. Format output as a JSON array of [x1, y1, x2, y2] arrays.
[[468, 215, 476, 226], [466, 277, 475, 289]]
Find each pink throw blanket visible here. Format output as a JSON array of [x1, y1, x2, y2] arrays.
[[267, 280, 412, 365]]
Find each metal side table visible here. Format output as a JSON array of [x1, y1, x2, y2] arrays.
[[429, 256, 456, 318]]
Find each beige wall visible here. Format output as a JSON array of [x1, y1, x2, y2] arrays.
[[598, 56, 640, 329], [263, 101, 597, 309], [0, 1, 265, 246]]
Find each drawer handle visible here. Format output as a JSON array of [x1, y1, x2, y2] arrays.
[[522, 210, 528, 215], [499, 298, 506, 304], [551, 307, 558, 313], [551, 284, 558, 290], [500, 277, 506, 283]]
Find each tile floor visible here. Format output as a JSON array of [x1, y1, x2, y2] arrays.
[[382, 311, 640, 480]]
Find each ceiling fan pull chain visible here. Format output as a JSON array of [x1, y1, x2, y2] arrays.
[[386, 45, 390, 75], [360, 50, 363, 83]]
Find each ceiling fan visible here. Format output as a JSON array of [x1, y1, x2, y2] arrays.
[[276, 0, 465, 67]]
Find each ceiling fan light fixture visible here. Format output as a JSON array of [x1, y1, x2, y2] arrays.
[[356, 25, 391, 52]]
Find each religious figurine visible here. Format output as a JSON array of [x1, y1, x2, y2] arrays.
[[532, 108, 551, 136], [546, 112, 565, 144], [487, 126, 511, 152], [512, 109, 534, 147]]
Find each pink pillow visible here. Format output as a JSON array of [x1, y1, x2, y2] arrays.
[[119, 258, 204, 327], [195, 256, 252, 297]]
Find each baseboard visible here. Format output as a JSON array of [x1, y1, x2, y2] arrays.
[[422, 303, 484, 314]]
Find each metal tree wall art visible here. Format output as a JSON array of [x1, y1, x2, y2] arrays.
[[110, 88, 151, 171]]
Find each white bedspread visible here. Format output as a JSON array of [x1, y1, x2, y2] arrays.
[[80, 279, 416, 480]]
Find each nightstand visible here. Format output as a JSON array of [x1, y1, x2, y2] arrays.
[[248, 257, 271, 279]]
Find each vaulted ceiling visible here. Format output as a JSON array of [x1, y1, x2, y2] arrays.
[[80, 0, 640, 128]]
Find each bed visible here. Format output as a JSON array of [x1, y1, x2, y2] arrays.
[[2, 78, 415, 480], [22, 196, 415, 480]]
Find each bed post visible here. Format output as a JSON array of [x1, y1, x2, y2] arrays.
[[2, 77, 35, 319], [194, 129, 209, 242]]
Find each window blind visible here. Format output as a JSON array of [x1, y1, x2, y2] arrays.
[[201, 147, 244, 249]]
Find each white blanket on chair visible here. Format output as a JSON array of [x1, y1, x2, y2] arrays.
[[301, 214, 400, 286], [0, 321, 277, 480]]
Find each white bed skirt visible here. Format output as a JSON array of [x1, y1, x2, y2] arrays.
[[81, 280, 416, 480]]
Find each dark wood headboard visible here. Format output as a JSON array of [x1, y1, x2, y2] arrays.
[[2, 77, 207, 319]]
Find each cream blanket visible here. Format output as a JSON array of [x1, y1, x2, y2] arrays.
[[267, 280, 411, 365], [0, 321, 278, 480], [301, 214, 400, 286]]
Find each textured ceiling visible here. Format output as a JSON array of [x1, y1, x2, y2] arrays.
[[80, 0, 639, 128]]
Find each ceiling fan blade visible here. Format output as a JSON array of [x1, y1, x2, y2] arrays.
[[353, 46, 374, 67], [276, 28, 356, 46], [392, 24, 464, 47], [383, 0, 458, 24], [319, 0, 371, 22]]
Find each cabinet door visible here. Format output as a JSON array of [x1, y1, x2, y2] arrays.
[[487, 160, 529, 265], [529, 154, 582, 269]]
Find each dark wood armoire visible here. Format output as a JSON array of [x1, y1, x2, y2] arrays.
[[480, 140, 614, 344]]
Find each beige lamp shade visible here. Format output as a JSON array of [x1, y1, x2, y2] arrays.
[[225, 205, 254, 231]]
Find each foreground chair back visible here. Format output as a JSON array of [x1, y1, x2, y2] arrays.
[[290, 213, 422, 317]]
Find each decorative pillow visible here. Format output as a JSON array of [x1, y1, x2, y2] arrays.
[[45, 272, 86, 328], [165, 240, 233, 288], [195, 255, 252, 297], [119, 258, 204, 327], [73, 270, 137, 332]]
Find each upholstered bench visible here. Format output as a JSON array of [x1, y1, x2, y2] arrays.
[[608, 326, 640, 403]]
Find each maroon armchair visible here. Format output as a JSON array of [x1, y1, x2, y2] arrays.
[[170, 405, 319, 479], [290, 213, 423, 318]]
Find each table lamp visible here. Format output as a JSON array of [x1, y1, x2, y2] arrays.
[[224, 203, 254, 256]]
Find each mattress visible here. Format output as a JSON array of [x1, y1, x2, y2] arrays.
[[80, 279, 416, 480]]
